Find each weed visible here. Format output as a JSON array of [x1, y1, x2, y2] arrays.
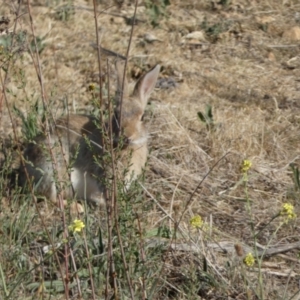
[[30, 36, 46, 55], [201, 16, 232, 41], [145, 0, 170, 27], [219, 0, 231, 7], [197, 104, 215, 131], [55, 3, 75, 22], [13, 100, 44, 141]]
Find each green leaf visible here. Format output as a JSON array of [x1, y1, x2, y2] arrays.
[[203, 256, 208, 272], [197, 111, 206, 123], [206, 104, 213, 121], [290, 163, 300, 191]]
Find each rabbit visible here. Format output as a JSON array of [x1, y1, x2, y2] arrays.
[[18, 61, 160, 205]]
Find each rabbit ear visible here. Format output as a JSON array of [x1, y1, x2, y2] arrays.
[[133, 65, 160, 109], [115, 60, 129, 106]]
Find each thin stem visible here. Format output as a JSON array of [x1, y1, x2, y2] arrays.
[[68, 245, 82, 298], [92, 0, 104, 131], [176, 152, 229, 230], [118, 0, 138, 129], [102, 62, 117, 299], [136, 213, 147, 300], [82, 228, 96, 299], [0, 0, 22, 113], [25, 0, 69, 296], [108, 62, 135, 299], [0, 262, 8, 297]]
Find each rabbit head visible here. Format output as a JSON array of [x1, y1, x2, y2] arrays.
[[114, 61, 160, 148]]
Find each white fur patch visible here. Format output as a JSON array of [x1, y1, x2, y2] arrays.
[[70, 169, 106, 205], [130, 136, 148, 145]]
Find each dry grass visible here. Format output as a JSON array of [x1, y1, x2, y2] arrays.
[[1, 0, 300, 298]]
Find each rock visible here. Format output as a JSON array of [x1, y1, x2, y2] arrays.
[[143, 33, 162, 43], [256, 16, 275, 25], [282, 26, 300, 41], [284, 56, 300, 69], [267, 52, 276, 62], [184, 31, 207, 42]]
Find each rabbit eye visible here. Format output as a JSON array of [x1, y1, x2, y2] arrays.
[[141, 114, 145, 121]]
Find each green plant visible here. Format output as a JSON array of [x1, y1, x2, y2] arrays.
[[13, 100, 44, 141], [55, 3, 75, 21], [30, 36, 46, 55], [0, 31, 27, 52], [197, 104, 215, 131], [201, 17, 232, 42], [240, 159, 298, 299], [219, 0, 231, 7], [145, 0, 170, 27]]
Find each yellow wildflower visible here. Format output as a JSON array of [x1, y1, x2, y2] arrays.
[[281, 203, 296, 221], [190, 215, 203, 229], [244, 253, 255, 267], [68, 219, 85, 233], [241, 159, 252, 173], [88, 83, 95, 91]]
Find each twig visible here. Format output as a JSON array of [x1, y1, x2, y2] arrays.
[[118, 0, 138, 129], [68, 246, 82, 298], [267, 44, 300, 48], [89, 2, 111, 297], [72, 5, 145, 24], [25, 0, 70, 296], [136, 214, 147, 300], [90, 43, 126, 60], [92, 0, 103, 113], [0, 1, 22, 112], [106, 60, 118, 298], [176, 152, 229, 226], [82, 223, 96, 300]]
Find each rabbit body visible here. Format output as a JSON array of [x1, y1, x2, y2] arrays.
[[18, 63, 160, 205]]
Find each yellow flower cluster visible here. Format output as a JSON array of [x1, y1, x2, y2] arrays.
[[241, 159, 252, 173], [244, 253, 255, 267], [281, 203, 296, 221], [190, 215, 203, 228], [68, 219, 85, 233]]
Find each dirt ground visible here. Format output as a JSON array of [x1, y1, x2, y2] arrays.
[[1, 0, 300, 298]]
